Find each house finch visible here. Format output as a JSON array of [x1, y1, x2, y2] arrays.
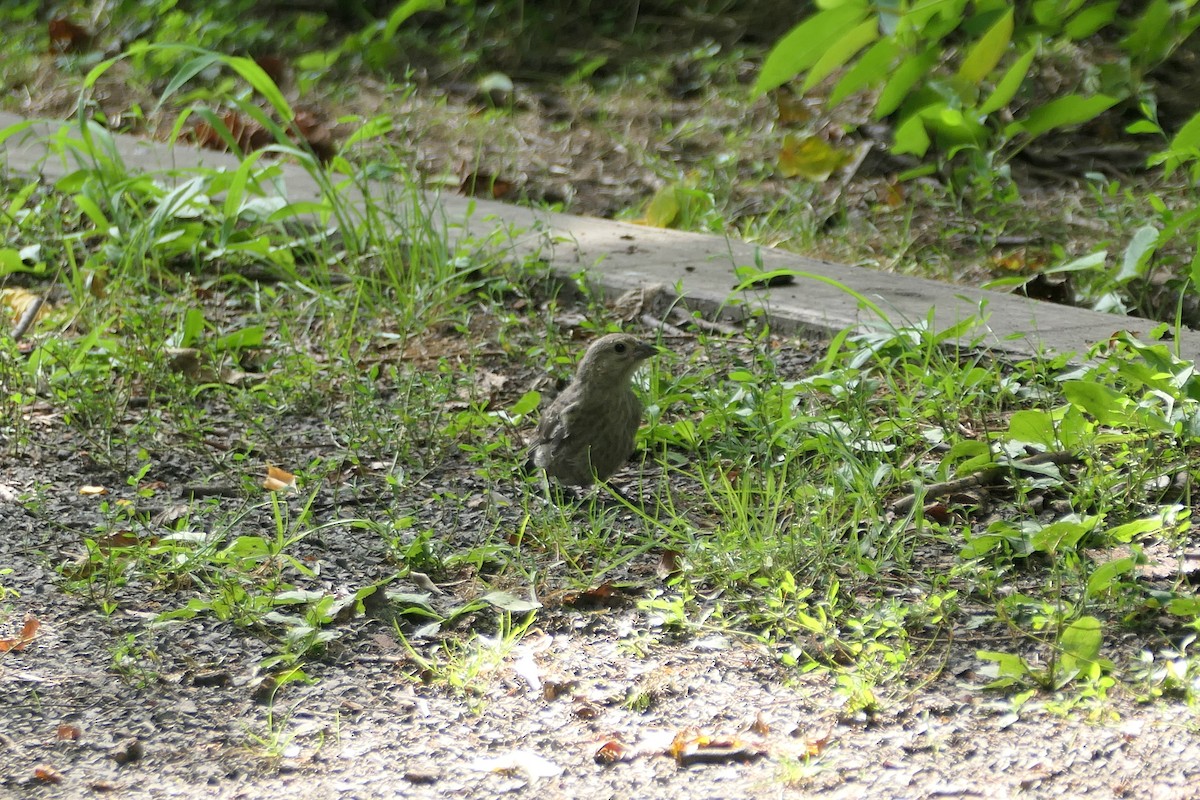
[[528, 333, 659, 486]]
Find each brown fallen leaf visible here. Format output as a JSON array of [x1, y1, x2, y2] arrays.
[[263, 465, 297, 492], [33, 764, 63, 784], [0, 616, 40, 652], [48, 18, 91, 54]]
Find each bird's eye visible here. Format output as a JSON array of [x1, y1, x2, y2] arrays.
[[614, 342, 627, 354]]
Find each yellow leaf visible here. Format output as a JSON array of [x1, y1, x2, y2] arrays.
[[778, 134, 852, 181], [635, 183, 681, 228], [0, 288, 47, 326]]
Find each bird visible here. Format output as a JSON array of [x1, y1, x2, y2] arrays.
[[527, 333, 659, 487]]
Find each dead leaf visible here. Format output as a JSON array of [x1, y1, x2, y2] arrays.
[[263, 466, 297, 492], [657, 550, 683, 579], [109, 738, 144, 764], [459, 169, 515, 199], [254, 54, 288, 86], [0, 288, 47, 327], [668, 727, 769, 766], [594, 740, 629, 765], [96, 531, 155, 550], [292, 109, 336, 163], [79, 485, 108, 496], [48, 18, 91, 54], [33, 764, 63, 784], [775, 91, 811, 127], [57, 724, 82, 740], [0, 616, 40, 652]]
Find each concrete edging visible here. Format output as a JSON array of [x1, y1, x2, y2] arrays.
[[2, 110, 1191, 361]]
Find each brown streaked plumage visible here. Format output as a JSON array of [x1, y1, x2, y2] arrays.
[[528, 333, 658, 486]]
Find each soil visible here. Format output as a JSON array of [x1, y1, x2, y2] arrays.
[[1, 327, 1199, 800]]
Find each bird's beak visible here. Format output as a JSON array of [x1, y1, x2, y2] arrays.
[[634, 340, 659, 360]]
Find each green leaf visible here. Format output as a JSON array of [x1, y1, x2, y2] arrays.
[[875, 50, 937, 118], [1045, 250, 1106, 274], [830, 38, 899, 105], [73, 195, 110, 230], [1065, 1, 1119, 39], [1062, 380, 1128, 426], [510, 390, 541, 416], [1121, 0, 1172, 65], [1012, 94, 1120, 138], [1162, 111, 1200, 176], [958, 8, 1013, 84], [383, 0, 445, 39], [1167, 597, 1200, 616], [752, 4, 871, 97], [180, 307, 206, 348], [1117, 225, 1159, 282], [1031, 519, 1089, 553], [228, 56, 292, 120], [216, 325, 266, 351], [892, 113, 931, 156], [979, 44, 1038, 115], [1190, 236, 1200, 287], [1006, 409, 1058, 447], [1086, 557, 1136, 598], [1057, 616, 1103, 677], [803, 18, 880, 92]]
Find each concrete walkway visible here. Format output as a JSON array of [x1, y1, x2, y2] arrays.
[[2, 110, 1193, 360]]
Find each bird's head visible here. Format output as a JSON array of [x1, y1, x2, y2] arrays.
[[575, 333, 658, 386]]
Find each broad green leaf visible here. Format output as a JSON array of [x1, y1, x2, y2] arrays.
[[1032, 0, 1086, 26], [342, 114, 394, 149], [875, 50, 937, 118], [1045, 250, 1106, 274], [1065, 1, 1119, 39], [1163, 111, 1200, 176], [1107, 518, 1167, 545], [1031, 519, 1089, 553], [216, 325, 266, 351], [73, 195, 110, 230], [892, 113, 931, 156], [156, 53, 220, 113], [636, 182, 680, 227], [1086, 557, 1136, 598], [179, 307, 206, 348], [803, 18, 879, 91], [830, 38, 899, 105], [1058, 616, 1103, 670], [980, 44, 1038, 114], [1121, 0, 1171, 64], [1117, 225, 1159, 282], [1062, 380, 1128, 426], [1167, 597, 1200, 616], [1190, 235, 1200, 287], [1006, 409, 1058, 447], [958, 8, 1013, 84], [752, 5, 870, 97], [1012, 94, 1119, 138], [510, 390, 540, 416]]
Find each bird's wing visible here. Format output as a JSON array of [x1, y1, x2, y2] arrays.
[[533, 396, 579, 445]]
